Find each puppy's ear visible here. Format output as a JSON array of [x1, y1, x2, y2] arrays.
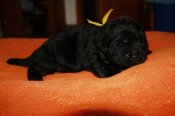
[[147, 50, 152, 55]]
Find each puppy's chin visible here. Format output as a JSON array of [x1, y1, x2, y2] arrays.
[[112, 57, 134, 68]]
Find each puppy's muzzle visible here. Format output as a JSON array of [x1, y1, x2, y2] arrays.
[[125, 49, 140, 60], [124, 48, 146, 65]]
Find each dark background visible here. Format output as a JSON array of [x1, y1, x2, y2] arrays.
[[0, 0, 166, 38]]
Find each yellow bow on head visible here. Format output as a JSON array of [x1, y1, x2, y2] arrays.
[[87, 9, 114, 26]]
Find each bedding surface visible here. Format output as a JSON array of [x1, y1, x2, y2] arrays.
[[0, 31, 175, 115]]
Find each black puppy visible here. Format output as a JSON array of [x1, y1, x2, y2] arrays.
[[7, 17, 151, 81]]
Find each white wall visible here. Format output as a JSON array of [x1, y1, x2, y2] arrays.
[[64, 0, 77, 25]]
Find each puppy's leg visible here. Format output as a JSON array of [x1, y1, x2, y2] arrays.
[[93, 66, 116, 78], [90, 61, 117, 78], [28, 63, 57, 81], [27, 50, 57, 81], [28, 66, 43, 81]]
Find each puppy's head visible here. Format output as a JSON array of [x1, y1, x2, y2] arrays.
[[96, 17, 151, 68]]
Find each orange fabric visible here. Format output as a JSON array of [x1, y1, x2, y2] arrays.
[[0, 31, 175, 115]]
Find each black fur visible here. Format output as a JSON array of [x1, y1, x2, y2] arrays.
[[7, 17, 151, 81]]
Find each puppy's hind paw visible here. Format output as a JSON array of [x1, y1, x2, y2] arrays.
[[28, 67, 43, 81]]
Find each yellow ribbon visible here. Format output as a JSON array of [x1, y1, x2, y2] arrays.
[[87, 9, 114, 26]]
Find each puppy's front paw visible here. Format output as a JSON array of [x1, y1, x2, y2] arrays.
[[28, 67, 43, 81], [93, 68, 112, 78], [92, 65, 120, 78]]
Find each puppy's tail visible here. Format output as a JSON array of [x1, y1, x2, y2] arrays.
[[7, 58, 31, 67]]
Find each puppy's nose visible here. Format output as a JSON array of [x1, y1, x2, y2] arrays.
[[126, 49, 139, 59]]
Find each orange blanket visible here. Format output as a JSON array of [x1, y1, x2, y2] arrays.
[[0, 31, 175, 115]]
